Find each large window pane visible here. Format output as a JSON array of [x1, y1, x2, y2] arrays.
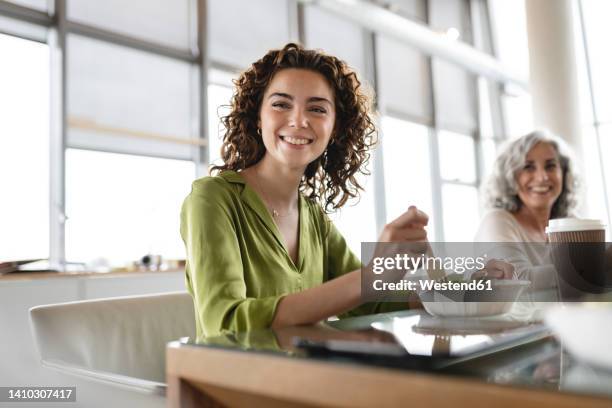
[[207, 84, 233, 166], [442, 184, 479, 242], [303, 5, 366, 76], [581, 0, 612, 122], [579, 1, 612, 238], [438, 130, 476, 183], [381, 117, 435, 236], [489, 0, 532, 138], [67, 0, 192, 50], [598, 125, 612, 237], [430, 0, 479, 135], [480, 138, 497, 183], [501, 86, 533, 138], [0, 34, 49, 261], [373, 0, 427, 23], [432, 58, 478, 134], [581, 126, 610, 238], [477, 79, 500, 181], [208, 0, 290, 69], [67, 34, 198, 160], [429, 0, 473, 45], [376, 35, 432, 124], [572, 5, 595, 127], [65, 149, 195, 266], [488, 0, 530, 80], [478, 78, 496, 139], [328, 173, 377, 258]]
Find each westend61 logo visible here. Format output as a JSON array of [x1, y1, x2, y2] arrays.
[[368, 253, 492, 294], [371, 253, 487, 275], [361, 241, 612, 303], [360, 242, 504, 302]]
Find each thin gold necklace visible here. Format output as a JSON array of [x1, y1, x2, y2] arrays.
[[254, 168, 296, 218]]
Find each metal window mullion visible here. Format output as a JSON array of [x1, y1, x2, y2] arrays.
[[287, 0, 300, 43], [428, 127, 444, 242], [473, 103, 485, 190], [188, 0, 198, 55], [425, 1, 444, 243], [209, 59, 242, 75], [61, 145, 194, 161], [457, 1, 483, 194], [488, 82, 506, 141], [577, 0, 612, 233], [382, 108, 433, 129], [296, 0, 305, 44], [195, 0, 208, 178], [593, 120, 612, 128], [365, 31, 386, 236], [437, 122, 479, 137], [483, 0, 500, 62], [372, 121, 387, 235], [439, 179, 478, 188], [468, 0, 484, 189], [49, 0, 66, 268], [300, 0, 526, 89], [65, 21, 198, 63], [482, 0, 507, 139], [0, 0, 53, 26]]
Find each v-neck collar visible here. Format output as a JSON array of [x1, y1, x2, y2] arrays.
[[219, 170, 305, 271]]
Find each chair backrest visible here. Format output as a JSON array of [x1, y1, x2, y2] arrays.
[[30, 291, 195, 384]]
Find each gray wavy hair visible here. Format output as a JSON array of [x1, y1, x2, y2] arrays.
[[482, 129, 579, 218]]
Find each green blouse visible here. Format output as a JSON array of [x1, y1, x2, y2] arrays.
[[180, 170, 407, 339]]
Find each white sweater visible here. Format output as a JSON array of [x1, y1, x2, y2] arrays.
[[474, 209, 558, 320]]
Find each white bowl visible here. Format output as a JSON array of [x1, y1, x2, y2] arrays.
[[418, 279, 531, 317]]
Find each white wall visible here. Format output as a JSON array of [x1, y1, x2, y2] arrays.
[[0, 272, 185, 407]]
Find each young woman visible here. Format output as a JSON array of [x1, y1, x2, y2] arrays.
[[180, 43, 430, 339]]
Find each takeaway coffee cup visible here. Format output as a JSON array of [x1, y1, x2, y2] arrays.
[[546, 218, 606, 243], [546, 218, 608, 300]]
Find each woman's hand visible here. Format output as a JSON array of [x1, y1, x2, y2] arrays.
[[379, 205, 429, 243], [364, 206, 430, 287], [471, 259, 515, 280]]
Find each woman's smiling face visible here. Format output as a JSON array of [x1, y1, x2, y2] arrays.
[[516, 142, 563, 214], [258, 68, 336, 171]]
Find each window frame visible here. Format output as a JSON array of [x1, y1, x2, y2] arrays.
[[0, 0, 513, 265]]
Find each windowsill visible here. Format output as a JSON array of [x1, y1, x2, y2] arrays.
[[0, 268, 185, 282]]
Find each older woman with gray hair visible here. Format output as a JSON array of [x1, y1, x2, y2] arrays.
[[474, 130, 580, 316], [476, 129, 579, 243]]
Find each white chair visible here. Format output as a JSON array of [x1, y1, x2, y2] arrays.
[[29, 291, 195, 395]]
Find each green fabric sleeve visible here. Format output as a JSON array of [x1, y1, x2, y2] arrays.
[[181, 179, 284, 338]]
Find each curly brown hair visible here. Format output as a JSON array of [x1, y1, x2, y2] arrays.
[[210, 43, 377, 212]]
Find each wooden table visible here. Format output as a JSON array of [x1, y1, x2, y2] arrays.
[[166, 315, 612, 408]]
